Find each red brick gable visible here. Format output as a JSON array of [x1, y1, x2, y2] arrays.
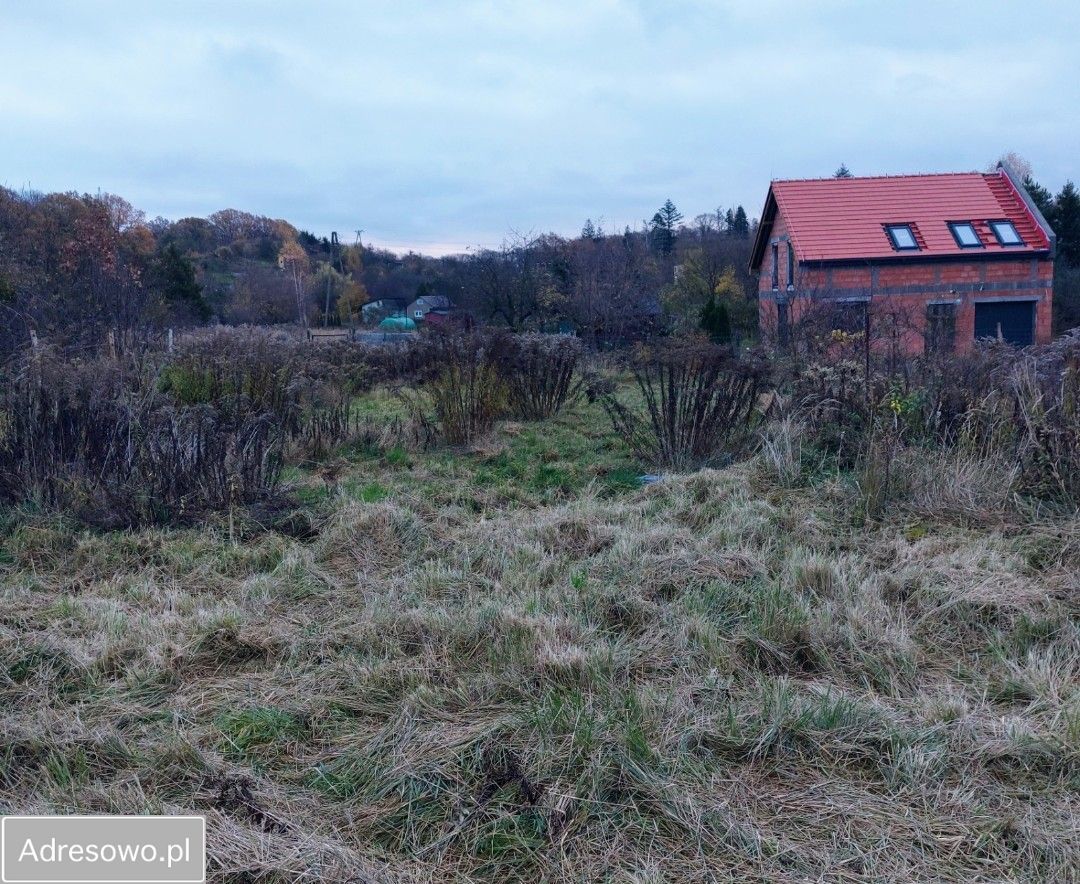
[[750, 167, 1054, 267]]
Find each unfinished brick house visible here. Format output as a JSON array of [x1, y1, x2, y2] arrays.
[[750, 163, 1056, 353]]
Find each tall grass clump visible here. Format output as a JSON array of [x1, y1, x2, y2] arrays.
[[1006, 347, 1080, 508], [597, 336, 767, 469], [759, 413, 808, 487]]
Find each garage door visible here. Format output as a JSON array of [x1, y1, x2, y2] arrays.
[[974, 301, 1035, 346]]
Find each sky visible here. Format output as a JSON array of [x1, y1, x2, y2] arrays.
[[2, 1, 1078, 255]]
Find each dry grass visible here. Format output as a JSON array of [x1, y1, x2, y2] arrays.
[[1, 394, 1078, 882]]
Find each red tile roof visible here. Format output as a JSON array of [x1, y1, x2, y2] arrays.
[[750, 168, 1053, 268]]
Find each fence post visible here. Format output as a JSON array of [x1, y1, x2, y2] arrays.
[[167, 328, 174, 353], [107, 329, 117, 360]]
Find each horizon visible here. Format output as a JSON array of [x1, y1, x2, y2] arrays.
[[3, 1, 1078, 257]]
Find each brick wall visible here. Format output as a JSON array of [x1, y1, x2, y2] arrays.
[[757, 206, 1054, 353]]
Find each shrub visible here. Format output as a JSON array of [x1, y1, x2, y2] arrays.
[[785, 330, 1080, 513], [0, 352, 284, 528], [597, 337, 768, 469], [502, 334, 584, 420], [162, 329, 379, 458], [400, 331, 510, 445], [159, 330, 296, 419]]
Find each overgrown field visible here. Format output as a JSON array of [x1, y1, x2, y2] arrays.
[[1, 373, 1078, 882]]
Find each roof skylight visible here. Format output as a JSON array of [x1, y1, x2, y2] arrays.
[[989, 220, 1023, 246], [948, 222, 982, 248], [885, 224, 919, 251]]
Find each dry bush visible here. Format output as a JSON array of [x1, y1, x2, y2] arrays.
[[159, 330, 297, 418], [391, 331, 585, 440], [163, 328, 384, 459], [786, 340, 1016, 459], [399, 331, 510, 445], [0, 327, 425, 525], [0, 352, 284, 528], [502, 333, 584, 420], [924, 337, 1080, 510], [597, 336, 768, 469], [787, 331, 1080, 513]]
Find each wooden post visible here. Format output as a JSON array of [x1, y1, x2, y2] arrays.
[[863, 301, 871, 408], [29, 330, 41, 391], [167, 328, 174, 353], [107, 330, 117, 360]]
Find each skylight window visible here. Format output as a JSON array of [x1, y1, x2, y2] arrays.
[[948, 222, 982, 248], [885, 224, 919, 251], [989, 220, 1023, 246]]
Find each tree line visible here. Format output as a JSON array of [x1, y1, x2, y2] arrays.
[[0, 186, 757, 360], [9, 157, 1072, 364]]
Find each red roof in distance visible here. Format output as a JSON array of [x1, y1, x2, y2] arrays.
[[750, 167, 1053, 269]]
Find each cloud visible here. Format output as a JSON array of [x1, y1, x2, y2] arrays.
[[1, 1, 1078, 253]]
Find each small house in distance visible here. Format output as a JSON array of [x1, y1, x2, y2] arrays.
[[749, 162, 1056, 352], [405, 294, 474, 330], [407, 294, 452, 321]]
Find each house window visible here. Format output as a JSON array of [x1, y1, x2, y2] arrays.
[[988, 220, 1023, 246], [777, 300, 790, 348], [414, 310, 423, 318], [948, 222, 982, 248], [925, 302, 956, 353], [771, 243, 779, 289], [786, 243, 795, 289], [884, 224, 919, 251]]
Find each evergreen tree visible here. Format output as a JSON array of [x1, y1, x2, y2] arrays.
[[649, 210, 675, 256], [1054, 181, 1080, 266], [699, 294, 731, 343], [834, 164, 853, 178], [581, 218, 596, 240], [1022, 175, 1055, 224], [724, 208, 735, 232], [731, 206, 749, 238], [157, 244, 211, 321], [658, 199, 683, 231]]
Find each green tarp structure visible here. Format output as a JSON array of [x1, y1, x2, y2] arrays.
[[377, 315, 417, 331]]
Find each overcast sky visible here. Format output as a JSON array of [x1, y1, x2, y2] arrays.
[[2, 1, 1078, 254]]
